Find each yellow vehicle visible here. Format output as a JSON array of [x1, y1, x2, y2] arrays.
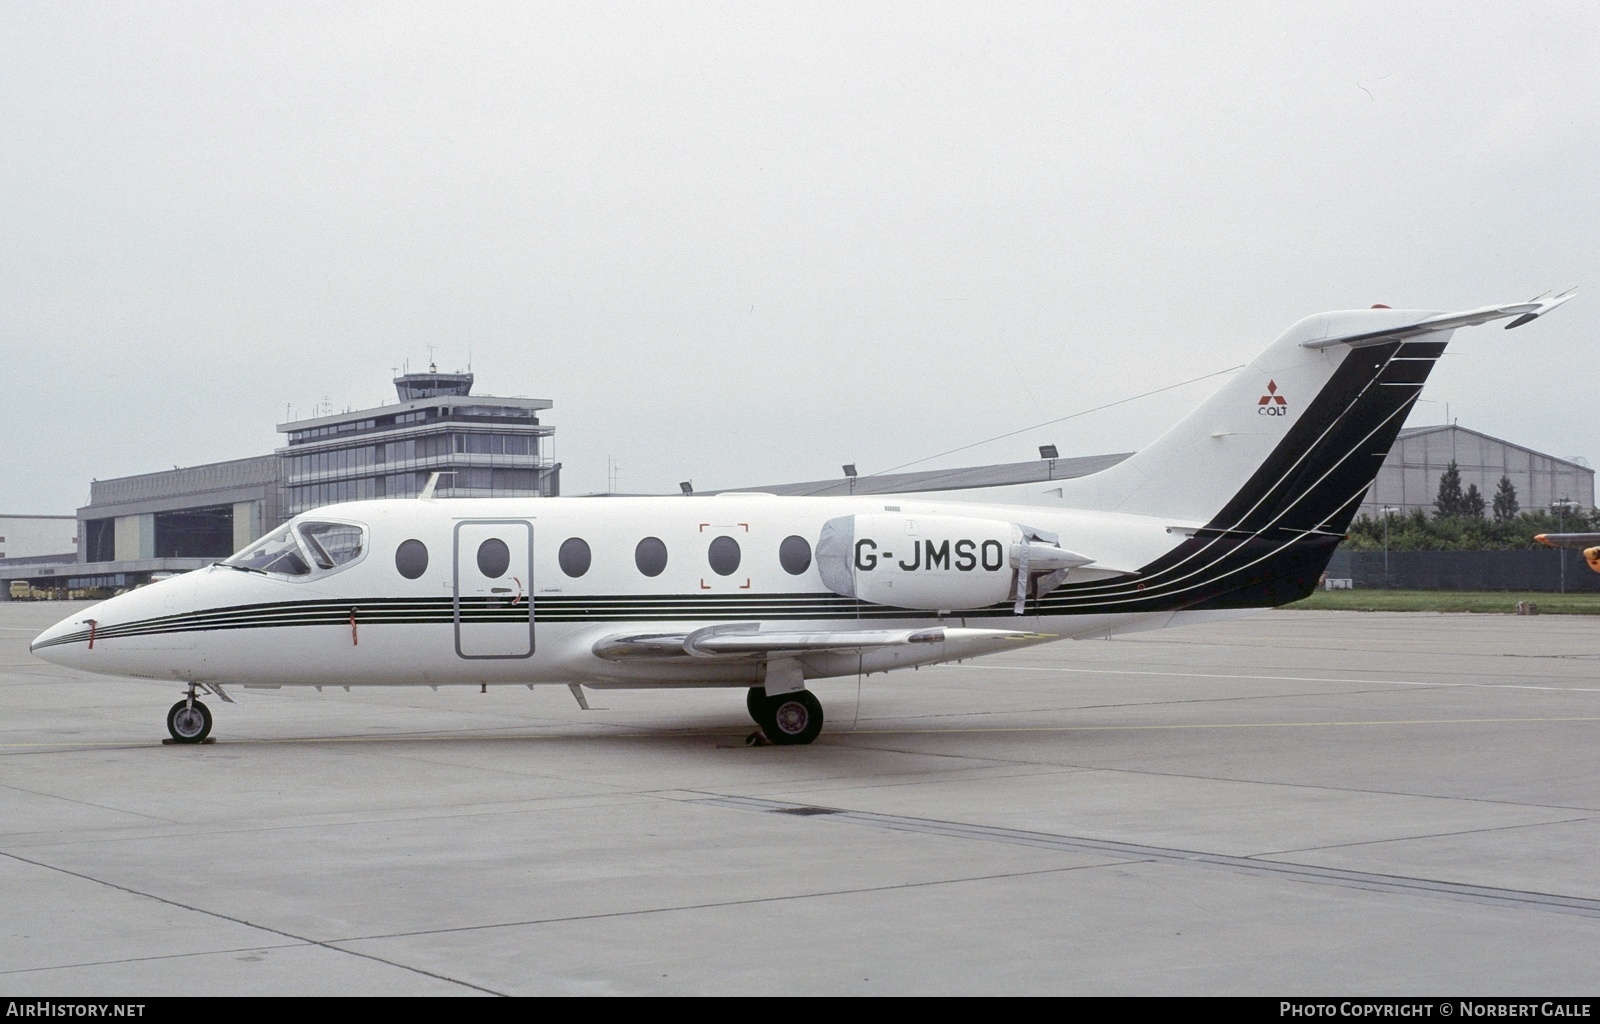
[[9, 581, 33, 600]]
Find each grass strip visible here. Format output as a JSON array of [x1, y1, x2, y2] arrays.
[[1285, 590, 1600, 614]]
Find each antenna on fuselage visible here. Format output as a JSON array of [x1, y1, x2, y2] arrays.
[[419, 471, 457, 500]]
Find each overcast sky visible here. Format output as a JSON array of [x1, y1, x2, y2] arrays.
[[3, 1, 1596, 513]]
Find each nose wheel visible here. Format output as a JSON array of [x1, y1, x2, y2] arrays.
[[166, 698, 213, 744], [746, 687, 824, 745]]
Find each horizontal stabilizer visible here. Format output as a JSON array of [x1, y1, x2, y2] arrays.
[[592, 622, 1051, 662], [1302, 290, 1576, 350]]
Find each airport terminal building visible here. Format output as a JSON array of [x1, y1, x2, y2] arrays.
[[2, 369, 559, 598]]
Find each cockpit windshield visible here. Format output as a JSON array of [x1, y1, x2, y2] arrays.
[[223, 520, 367, 578], [299, 522, 364, 570]]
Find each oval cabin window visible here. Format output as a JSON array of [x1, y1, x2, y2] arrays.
[[707, 536, 741, 576], [395, 539, 429, 580], [559, 537, 591, 578], [476, 538, 511, 579], [635, 537, 668, 577], [779, 535, 811, 575]]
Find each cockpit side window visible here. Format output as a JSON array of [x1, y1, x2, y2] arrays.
[[223, 520, 366, 579]]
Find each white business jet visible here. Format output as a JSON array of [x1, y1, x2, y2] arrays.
[[32, 292, 1575, 745]]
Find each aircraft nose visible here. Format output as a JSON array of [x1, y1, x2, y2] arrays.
[[30, 571, 221, 682], [30, 611, 98, 667]]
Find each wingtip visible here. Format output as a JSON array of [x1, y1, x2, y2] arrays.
[[1504, 287, 1576, 329]]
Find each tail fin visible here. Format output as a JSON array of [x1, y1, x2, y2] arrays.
[[1033, 294, 1574, 613], [1058, 294, 1575, 533]]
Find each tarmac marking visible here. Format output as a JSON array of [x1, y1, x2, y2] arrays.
[[834, 716, 1600, 734], [0, 941, 309, 979], [318, 861, 1127, 944], [0, 848, 506, 994], [944, 663, 1600, 693], [697, 795, 1600, 919], [4, 715, 1599, 751]]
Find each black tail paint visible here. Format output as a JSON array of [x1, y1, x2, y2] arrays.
[[1035, 337, 1444, 615]]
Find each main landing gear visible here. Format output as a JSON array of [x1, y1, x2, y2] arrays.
[[166, 687, 213, 744], [746, 687, 824, 745]]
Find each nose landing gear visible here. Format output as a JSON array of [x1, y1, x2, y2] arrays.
[[166, 687, 213, 744]]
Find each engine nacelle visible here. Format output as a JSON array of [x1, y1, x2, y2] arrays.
[[816, 514, 1093, 611]]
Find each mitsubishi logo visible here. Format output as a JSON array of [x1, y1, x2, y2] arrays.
[[1258, 380, 1287, 416]]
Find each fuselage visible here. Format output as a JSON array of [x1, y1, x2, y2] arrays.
[[30, 492, 1235, 690]]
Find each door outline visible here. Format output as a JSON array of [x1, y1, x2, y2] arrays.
[[453, 519, 534, 660]]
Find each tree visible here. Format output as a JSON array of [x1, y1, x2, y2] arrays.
[[1434, 461, 1465, 518], [1492, 475, 1519, 522], [1462, 483, 1486, 520], [1339, 503, 1568, 552]]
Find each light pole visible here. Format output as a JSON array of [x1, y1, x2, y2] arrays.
[[1553, 498, 1579, 593], [1381, 506, 1400, 588]]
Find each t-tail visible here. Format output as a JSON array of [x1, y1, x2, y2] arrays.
[[1040, 291, 1577, 613]]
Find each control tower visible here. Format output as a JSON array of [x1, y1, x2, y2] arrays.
[[277, 364, 559, 516], [393, 368, 475, 402]]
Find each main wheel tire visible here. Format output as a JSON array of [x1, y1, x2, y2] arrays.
[[746, 686, 767, 726], [762, 689, 824, 746], [166, 699, 212, 744]]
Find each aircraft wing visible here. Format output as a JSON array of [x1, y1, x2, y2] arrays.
[[1301, 290, 1576, 350], [1536, 534, 1600, 575], [1535, 533, 1600, 549], [592, 622, 1051, 662]]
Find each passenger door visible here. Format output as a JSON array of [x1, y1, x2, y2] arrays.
[[453, 520, 533, 659]]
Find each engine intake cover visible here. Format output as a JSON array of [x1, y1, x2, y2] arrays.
[[816, 514, 1091, 611]]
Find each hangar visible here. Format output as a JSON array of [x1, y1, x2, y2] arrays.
[[720, 426, 1594, 515], [1360, 424, 1594, 518]]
